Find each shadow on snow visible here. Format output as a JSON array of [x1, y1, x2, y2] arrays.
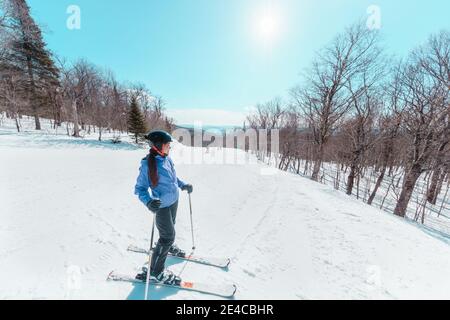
[[126, 258, 233, 300]]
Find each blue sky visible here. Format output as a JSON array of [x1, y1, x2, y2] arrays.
[[28, 0, 450, 126]]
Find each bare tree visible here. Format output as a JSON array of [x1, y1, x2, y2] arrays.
[[393, 47, 449, 217], [59, 59, 100, 137], [106, 71, 128, 133], [244, 23, 449, 224], [343, 89, 380, 195], [414, 31, 450, 205], [0, 71, 25, 131], [292, 22, 383, 181], [1, 2, 171, 141], [147, 95, 167, 129], [130, 82, 152, 115], [416, 31, 450, 87], [342, 47, 386, 196], [246, 97, 286, 162], [367, 114, 402, 204], [247, 98, 285, 130]]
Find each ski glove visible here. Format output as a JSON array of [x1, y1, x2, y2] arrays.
[[147, 199, 162, 213], [181, 184, 193, 194]]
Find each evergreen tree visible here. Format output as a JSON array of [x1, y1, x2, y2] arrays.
[[128, 96, 147, 144], [2, 0, 59, 130]]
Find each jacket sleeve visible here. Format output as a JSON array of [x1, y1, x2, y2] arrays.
[[168, 157, 187, 189], [134, 162, 153, 206], [177, 177, 187, 189]]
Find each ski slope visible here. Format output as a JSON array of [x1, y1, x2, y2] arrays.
[[1, 118, 450, 300]]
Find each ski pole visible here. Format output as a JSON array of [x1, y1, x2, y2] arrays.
[[188, 193, 196, 251], [144, 213, 156, 301]]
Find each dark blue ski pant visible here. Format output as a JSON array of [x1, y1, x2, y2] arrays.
[[150, 200, 178, 276]]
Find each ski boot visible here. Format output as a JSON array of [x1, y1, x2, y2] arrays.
[[152, 243, 186, 258], [136, 266, 181, 286], [135, 265, 150, 282], [152, 269, 182, 286], [169, 244, 186, 258]]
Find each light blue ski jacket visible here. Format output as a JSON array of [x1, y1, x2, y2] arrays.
[[134, 155, 187, 209]]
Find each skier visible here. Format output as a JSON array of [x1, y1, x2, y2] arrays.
[[134, 130, 193, 285]]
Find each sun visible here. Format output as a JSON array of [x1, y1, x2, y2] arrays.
[[258, 13, 278, 39], [253, 6, 282, 45]]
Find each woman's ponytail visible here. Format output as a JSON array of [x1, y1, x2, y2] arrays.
[[148, 145, 166, 187], [148, 150, 158, 187]]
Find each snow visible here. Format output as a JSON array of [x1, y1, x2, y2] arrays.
[[1, 116, 450, 300]]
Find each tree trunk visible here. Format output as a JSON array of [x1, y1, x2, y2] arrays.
[[346, 160, 358, 195], [438, 182, 449, 217], [427, 167, 443, 205], [434, 172, 445, 204], [369, 135, 393, 205], [304, 160, 309, 176], [394, 165, 422, 217], [368, 167, 386, 205], [72, 100, 80, 137], [311, 144, 324, 181], [26, 56, 41, 130], [388, 166, 393, 176], [15, 116, 20, 133], [56, 105, 62, 127], [356, 172, 360, 199]]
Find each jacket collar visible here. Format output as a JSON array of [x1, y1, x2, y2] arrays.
[[151, 146, 167, 157]]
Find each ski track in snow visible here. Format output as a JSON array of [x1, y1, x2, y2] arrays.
[[1, 125, 450, 300]]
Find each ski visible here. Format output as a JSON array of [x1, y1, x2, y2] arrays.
[[107, 271, 237, 298], [127, 244, 231, 269]]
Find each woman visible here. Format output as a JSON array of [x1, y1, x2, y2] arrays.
[[134, 130, 193, 285]]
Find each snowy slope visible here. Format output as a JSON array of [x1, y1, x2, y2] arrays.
[[1, 118, 450, 300]]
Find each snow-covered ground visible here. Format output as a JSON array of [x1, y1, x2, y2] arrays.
[[257, 153, 450, 235], [1, 116, 450, 300]]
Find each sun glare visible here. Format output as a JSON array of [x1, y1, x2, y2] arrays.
[[253, 5, 282, 45]]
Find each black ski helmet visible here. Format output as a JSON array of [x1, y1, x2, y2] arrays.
[[145, 130, 173, 146]]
